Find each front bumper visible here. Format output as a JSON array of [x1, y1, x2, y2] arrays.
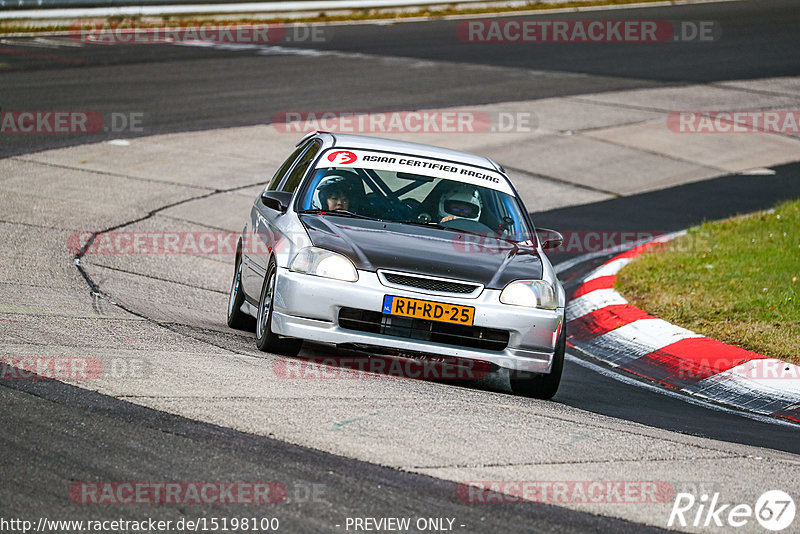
[[270, 268, 564, 374]]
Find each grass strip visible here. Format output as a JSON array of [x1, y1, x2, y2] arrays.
[[617, 199, 800, 365]]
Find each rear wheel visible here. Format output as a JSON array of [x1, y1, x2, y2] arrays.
[[256, 260, 302, 356], [227, 251, 255, 331], [510, 322, 565, 399]]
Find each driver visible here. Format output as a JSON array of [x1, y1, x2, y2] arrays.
[[438, 186, 482, 223], [317, 175, 356, 211]]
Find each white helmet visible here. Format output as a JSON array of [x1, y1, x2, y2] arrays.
[[439, 186, 482, 221]]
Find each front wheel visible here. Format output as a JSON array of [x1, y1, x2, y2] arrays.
[[255, 261, 302, 356], [510, 322, 565, 399], [227, 251, 255, 331]]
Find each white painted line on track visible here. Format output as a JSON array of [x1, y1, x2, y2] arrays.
[[565, 288, 627, 321], [0, 0, 735, 22], [0, 37, 83, 48], [583, 257, 631, 281], [596, 318, 702, 351]]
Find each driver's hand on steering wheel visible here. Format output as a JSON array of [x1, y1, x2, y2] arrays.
[[440, 215, 458, 223]]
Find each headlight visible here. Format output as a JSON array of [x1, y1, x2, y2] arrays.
[[500, 280, 557, 309], [290, 247, 358, 282]]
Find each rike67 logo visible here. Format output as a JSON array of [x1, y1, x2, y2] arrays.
[[668, 490, 795, 531]]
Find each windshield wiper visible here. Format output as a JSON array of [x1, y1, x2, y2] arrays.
[[298, 209, 384, 221], [399, 220, 451, 230], [400, 220, 493, 240], [399, 220, 525, 244]]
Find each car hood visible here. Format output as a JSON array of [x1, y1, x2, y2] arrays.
[[299, 215, 542, 290]]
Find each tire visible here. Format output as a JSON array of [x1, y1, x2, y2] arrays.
[[510, 321, 565, 399], [227, 250, 255, 331], [255, 260, 302, 356]]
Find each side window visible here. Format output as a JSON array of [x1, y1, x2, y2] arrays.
[[266, 145, 306, 191], [281, 141, 322, 193]]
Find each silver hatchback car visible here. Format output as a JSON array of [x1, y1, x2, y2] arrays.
[[227, 132, 566, 398]]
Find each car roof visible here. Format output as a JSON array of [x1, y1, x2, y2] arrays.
[[314, 132, 503, 172]]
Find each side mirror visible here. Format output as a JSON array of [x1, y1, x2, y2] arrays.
[[260, 191, 293, 214], [537, 228, 563, 250]]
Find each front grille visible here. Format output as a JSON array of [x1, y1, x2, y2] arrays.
[[381, 272, 480, 295], [338, 307, 509, 352]]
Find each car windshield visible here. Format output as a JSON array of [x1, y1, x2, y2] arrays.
[[299, 166, 533, 243]]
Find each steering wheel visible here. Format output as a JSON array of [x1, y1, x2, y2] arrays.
[[439, 217, 493, 233]]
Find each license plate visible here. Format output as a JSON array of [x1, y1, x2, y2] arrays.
[[382, 295, 475, 326]]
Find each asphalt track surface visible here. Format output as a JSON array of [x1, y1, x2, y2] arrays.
[[2, 0, 800, 531], [1, 376, 662, 533], [2, 0, 800, 158]]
